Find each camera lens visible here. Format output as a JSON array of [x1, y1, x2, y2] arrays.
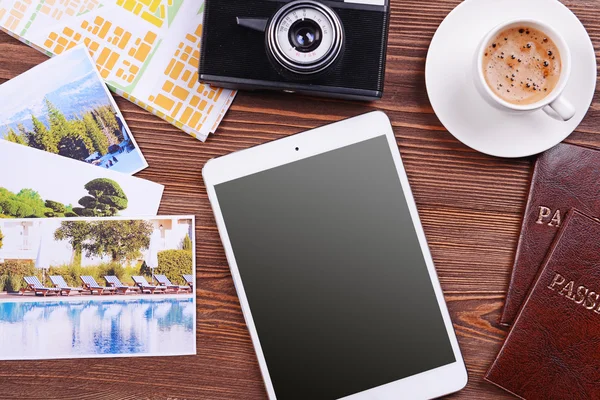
[[267, 0, 344, 75], [289, 19, 322, 53]]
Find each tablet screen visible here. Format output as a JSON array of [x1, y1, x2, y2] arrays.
[[214, 135, 456, 399]]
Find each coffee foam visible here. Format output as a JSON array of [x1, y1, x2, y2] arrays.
[[482, 26, 561, 105]]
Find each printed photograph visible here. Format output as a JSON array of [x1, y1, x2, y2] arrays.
[[0, 216, 196, 359], [0, 140, 163, 218], [0, 45, 148, 174]]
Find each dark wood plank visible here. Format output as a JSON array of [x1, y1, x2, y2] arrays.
[[0, 0, 598, 398]]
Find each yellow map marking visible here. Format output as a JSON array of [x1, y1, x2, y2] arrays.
[[115, 0, 172, 28], [43, 15, 159, 84], [147, 23, 222, 130]]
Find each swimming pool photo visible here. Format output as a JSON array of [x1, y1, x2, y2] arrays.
[[0, 296, 196, 360]]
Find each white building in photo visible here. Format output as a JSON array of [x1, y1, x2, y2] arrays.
[[0, 218, 193, 268], [0, 220, 39, 261]]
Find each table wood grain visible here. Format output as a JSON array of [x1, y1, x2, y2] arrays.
[[0, 0, 598, 398]]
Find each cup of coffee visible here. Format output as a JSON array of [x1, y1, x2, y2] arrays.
[[474, 19, 575, 121]]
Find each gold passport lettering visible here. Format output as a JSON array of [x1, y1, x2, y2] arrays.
[[547, 273, 600, 312], [536, 206, 562, 227]]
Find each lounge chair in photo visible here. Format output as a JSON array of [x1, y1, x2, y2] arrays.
[[104, 276, 139, 294], [183, 274, 194, 289], [80, 276, 117, 295], [22, 277, 61, 296], [131, 276, 166, 294], [49, 276, 83, 296], [153, 274, 192, 293]]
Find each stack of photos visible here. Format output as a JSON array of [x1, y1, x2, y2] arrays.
[[0, 44, 198, 360], [0, 216, 196, 359], [0, 45, 147, 175]]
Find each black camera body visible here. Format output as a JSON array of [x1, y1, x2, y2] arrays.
[[199, 0, 391, 101]]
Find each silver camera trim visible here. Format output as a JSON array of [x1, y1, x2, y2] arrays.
[[267, 0, 344, 75]]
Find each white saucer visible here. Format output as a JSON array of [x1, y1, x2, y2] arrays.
[[425, 0, 597, 158]]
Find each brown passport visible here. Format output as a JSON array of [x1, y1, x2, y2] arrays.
[[486, 210, 600, 399], [501, 143, 600, 325]]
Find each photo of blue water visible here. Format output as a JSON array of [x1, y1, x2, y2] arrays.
[[0, 297, 195, 359]]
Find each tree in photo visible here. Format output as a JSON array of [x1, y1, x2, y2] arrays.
[[1, 97, 125, 162], [95, 106, 122, 143], [46, 98, 70, 139], [0, 199, 17, 217], [54, 221, 92, 267], [15, 189, 48, 217], [0, 228, 4, 249], [17, 124, 31, 142], [63, 204, 78, 217], [30, 115, 58, 153], [44, 200, 66, 218], [0, 187, 52, 218], [83, 220, 153, 262], [181, 234, 193, 252], [0, 186, 74, 219], [0, 188, 18, 217], [4, 128, 27, 145], [14, 203, 34, 218], [82, 113, 109, 155], [58, 118, 94, 161], [73, 178, 128, 217]]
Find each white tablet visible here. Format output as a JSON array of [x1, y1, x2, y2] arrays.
[[203, 111, 468, 400]]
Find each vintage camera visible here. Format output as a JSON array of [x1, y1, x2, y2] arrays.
[[199, 0, 391, 101]]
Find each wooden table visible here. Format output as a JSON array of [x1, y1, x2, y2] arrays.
[[0, 0, 598, 398]]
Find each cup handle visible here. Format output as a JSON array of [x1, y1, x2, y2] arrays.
[[543, 96, 576, 121]]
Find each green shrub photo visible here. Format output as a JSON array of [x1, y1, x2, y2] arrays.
[[154, 250, 193, 285], [0, 217, 194, 294], [0, 260, 37, 292], [0, 178, 129, 219]]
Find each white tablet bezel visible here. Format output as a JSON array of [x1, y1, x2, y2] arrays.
[[203, 111, 468, 400]]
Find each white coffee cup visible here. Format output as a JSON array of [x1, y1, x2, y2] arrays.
[[474, 19, 575, 121]]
